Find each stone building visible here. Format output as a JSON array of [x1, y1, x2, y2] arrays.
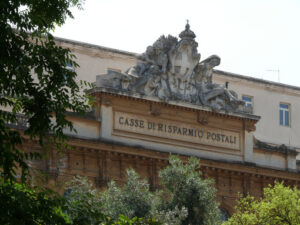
[[22, 24, 299, 217]]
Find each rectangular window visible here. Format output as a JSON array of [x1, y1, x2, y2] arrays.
[[280, 103, 290, 126], [242, 95, 253, 107]]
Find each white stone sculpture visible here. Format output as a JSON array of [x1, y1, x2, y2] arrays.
[[96, 22, 246, 113]]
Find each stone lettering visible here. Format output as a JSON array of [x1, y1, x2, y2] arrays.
[[125, 118, 130, 126], [198, 130, 204, 138], [119, 116, 124, 124], [158, 123, 163, 131], [207, 132, 211, 139], [225, 136, 229, 143], [114, 112, 240, 150], [183, 128, 187, 135], [173, 126, 178, 134]]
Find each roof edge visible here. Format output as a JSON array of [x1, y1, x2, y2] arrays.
[[214, 69, 300, 92], [54, 36, 137, 58]]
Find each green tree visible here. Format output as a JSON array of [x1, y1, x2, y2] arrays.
[[100, 168, 187, 225], [64, 175, 161, 225], [156, 155, 220, 225], [101, 169, 153, 220], [224, 182, 300, 225], [99, 156, 220, 225], [110, 215, 161, 225], [0, 179, 70, 225], [64, 175, 106, 225], [0, 0, 89, 182], [65, 170, 186, 225]]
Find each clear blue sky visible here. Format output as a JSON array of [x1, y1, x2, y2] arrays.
[[53, 0, 300, 86]]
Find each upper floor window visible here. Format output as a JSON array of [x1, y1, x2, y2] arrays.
[[242, 95, 253, 107], [280, 103, 290, 127]]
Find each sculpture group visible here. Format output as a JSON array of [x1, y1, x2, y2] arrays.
[[96, 23, 246, 113]]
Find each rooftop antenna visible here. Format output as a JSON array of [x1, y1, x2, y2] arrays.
[[266, 69, 280, 82]]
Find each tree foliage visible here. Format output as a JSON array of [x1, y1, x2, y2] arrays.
[[1, 1, 167, 224], [0, 179, 70, 225], [224, 182, 300, 225], [64, 174, 160, 225], [0, 0, 90, 182], [99, 168, 188, 225], [156, 155, 221, 225], [98, 156, 220, 225], [110, 215, 161, 225], [101, 169, 153, 219], [64, 176, 105, 225]]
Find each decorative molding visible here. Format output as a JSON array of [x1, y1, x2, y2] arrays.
[[244, 120, 256, 132], [197, 112, 209, 125], [95, 24, 248, 114], [102, 97, 112, 106], [149, 104, 161, 116]]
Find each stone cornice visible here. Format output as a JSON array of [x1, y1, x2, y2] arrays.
[[91, 88, 261, 122], [66, 135, 300, 180], [254, 138, 298, 156]]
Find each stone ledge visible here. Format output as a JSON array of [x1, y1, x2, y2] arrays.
[[90, 87, 261, 122], [254, 138, 298, 155], [66, 135, 300, 175]]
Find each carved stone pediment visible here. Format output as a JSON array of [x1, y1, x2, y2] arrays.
[[95, 23, 248, 114]]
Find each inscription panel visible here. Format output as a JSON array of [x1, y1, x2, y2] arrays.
[[114, 111, 241, 150]]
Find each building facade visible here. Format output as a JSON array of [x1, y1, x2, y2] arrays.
[[55, 34, 300, 163], [23, 25, 300, 217]]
